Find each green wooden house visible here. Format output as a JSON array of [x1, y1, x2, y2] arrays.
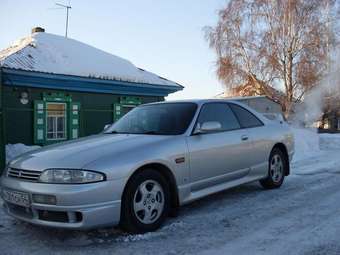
[[0, 28, 183, 169]]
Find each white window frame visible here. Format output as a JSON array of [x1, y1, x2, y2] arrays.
[[46, 102, 67, 141]]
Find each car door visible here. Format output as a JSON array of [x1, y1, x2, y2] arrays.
[[228, 103, 268, 176], [186, 102, 253, 191]]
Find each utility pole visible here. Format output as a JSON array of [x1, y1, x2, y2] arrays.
[[56, 3, 72, 37]]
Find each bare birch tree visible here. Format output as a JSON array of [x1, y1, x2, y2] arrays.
[[206, 0, 339, 116]]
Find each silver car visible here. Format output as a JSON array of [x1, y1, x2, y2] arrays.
[[0, 100, 294, 233]]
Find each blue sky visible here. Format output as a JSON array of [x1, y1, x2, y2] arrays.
[[0, 0, 226, 99]]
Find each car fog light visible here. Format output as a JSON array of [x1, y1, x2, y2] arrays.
[[32, 194, 57, 205]]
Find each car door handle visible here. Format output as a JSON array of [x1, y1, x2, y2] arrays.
[[241, 135, 249, 141]]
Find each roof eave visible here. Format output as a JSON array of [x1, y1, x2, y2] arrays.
[[2, 67, 183, 97]]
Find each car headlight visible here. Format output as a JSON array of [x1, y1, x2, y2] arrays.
[[39, 169, 105, 184]]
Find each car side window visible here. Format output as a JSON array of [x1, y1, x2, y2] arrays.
[[196, 103, 240, 132], [229, 103, 263, 128]]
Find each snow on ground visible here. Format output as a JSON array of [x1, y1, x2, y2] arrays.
[[2, 128, 340, 255], [0, 32, 181, 87]]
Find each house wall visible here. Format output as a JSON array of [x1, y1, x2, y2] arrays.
[[3, 85, 163, 145]]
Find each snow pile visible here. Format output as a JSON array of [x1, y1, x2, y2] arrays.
[[319, 133, 340, 150], [291, 128, 340, 175], [6, 143, 40, 163], [292, 127, 340, 163], [291, 127, 321, 163], [0, 32, 181, 87]]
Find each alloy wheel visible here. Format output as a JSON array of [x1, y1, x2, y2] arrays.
[[133, 180, 165, 224], [270, 154, 283, 183]]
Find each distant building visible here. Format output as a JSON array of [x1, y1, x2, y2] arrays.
[[318, 95, 340, 133], [215, 88, 283, 116], [218, 82, 340, 133], [219, 79, 285, 104], [0, 28, 183, 168]]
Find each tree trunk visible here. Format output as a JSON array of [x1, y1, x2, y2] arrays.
[[284, 50, 294, 118]]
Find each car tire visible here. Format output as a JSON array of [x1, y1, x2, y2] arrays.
[[260, 148, 287, 189], [120, 169, 170, 233]]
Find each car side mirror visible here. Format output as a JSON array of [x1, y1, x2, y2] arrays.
[[194, 121, 222, 134], [103, 124, 111, 131]]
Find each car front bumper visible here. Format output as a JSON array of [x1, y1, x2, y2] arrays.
[[0, 176, 126, 230]]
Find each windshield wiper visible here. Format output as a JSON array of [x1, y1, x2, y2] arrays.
[[105, 130, 129, 134], [142, 131, 158, 135], [105, 130, 119, 134], [138, 131, 168, 135], [106, 130, 165, 135]]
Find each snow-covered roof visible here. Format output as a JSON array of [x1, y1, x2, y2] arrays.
[[228, 95, 267, 100], [0, 32, 182, 88], [215, 92, 267, 100]]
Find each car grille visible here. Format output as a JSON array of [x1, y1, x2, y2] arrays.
[[7, 168, 41, 181]]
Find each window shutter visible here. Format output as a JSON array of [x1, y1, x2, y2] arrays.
[[69, 102, 80, 139], [120, 96, 141, 105], [113, 103, 123, 122], [34, 100, 46, 144]]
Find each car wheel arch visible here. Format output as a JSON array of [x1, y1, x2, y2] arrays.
[[122, 163, 180, 216], [271, 143, 290, 176]]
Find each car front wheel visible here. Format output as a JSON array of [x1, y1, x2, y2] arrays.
[[260, 148, 287, 189], [120, 169, 170, 233]]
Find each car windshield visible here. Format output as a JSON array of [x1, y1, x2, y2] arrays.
[[105, 103, 197, 135]]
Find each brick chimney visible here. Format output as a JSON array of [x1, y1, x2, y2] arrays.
[[31, 27, 45, 34]]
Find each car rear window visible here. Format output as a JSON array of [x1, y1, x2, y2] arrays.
[[229, 103, 263, 128]]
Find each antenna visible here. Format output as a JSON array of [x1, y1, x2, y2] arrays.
[[55, 2, 72, 37]]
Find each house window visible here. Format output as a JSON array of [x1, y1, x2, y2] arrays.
[[34, 95, 80, 145], [113, 96, 142, 122], [323, 118, 330, 129], [46, 103, 67, 140]]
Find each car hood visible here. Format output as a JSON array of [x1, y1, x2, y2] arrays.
[[9, 134, 171, 171]]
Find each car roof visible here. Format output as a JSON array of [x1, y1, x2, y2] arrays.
[[145, 99, 241, 105]]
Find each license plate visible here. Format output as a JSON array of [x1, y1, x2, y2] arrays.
[[2, 189, 30, 207]]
